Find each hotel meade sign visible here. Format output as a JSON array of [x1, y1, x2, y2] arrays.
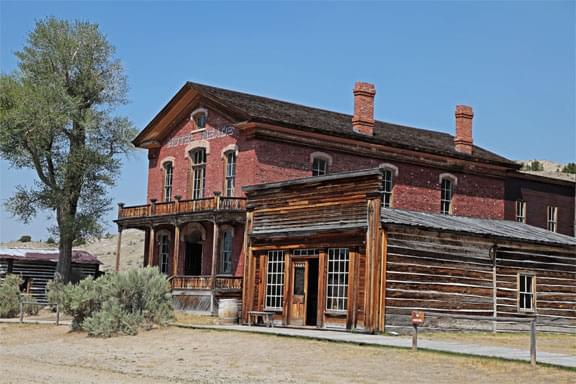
[[165, 125, 237, 148]]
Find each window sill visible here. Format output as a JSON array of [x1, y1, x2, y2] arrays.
[[324, 310, 347, 316]]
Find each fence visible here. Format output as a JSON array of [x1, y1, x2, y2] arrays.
[[19, 299, 60, 326], [411, 312, 538, 366]]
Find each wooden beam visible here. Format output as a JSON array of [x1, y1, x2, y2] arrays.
[[211, 221, 220, 289], [115, 227, 122, 272], [241, 210, 254, 323], [148, 226, 155, 267], [173, 224, 181, 276]]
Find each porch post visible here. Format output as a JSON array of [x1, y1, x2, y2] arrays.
[[148, 226, 155, 267], [173, 222, 181, 276], [211, 220, 220, 288], [115, 226, 123, 272]]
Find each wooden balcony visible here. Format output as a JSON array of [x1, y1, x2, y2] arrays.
[[118, 195, 246, 220], [170, 275, 243, 291]]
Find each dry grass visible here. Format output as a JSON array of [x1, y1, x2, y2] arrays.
[[421, 331, 576, 356], [0, 323, 574, 384], [173, 311, 219, 325]]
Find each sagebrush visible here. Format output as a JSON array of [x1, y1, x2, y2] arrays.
[[0, 274, 21, 317], [48, 267, 173, 336]]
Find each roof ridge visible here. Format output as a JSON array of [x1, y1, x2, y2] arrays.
[[188, 81, 452, 138]]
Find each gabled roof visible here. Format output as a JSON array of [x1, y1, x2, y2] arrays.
[[134, 82, 518, 167], [382, 208, 576, 246]]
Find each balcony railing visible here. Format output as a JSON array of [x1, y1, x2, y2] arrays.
[[170, 275, 242, 290], [118, 195, 246, 219]]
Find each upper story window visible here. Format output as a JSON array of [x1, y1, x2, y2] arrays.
[[439, 174, 456, 215], [220, 228, 233, 274], [379, 164, 398, 208], [547, 206, 558, 232], [163, 161, 173, 202], [191, 108, 208, 130], [312, 157, 328, 176], [224, 151, 236, 197], [310, 152, 332, 177], [518, 273, 535, 312], [515, 200, 526, 223], [191, 148, 206, 199]]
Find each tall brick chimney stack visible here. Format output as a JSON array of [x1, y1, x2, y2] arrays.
[[352, 82, 376, 136], [454, 105, 474, 154]]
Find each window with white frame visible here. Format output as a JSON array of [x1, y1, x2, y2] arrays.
[[440, 178, 454, 215], [191, 148, 206, 199], [326, 248, 349, 312], [312, 157, 328, 176], [163, 162, 173, 202], [547, 206, 558, 232], [224, 151, 236, 197], [193, 111, 207, 129], [516, 200, 526, 223], [220, 229, 233, 274], [158, 233, 170, 274], [383, 169, 394, 208], [265, 250, 285, 310], [518, 273, 535, 312]]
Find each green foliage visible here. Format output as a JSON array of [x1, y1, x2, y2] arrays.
[[0, 275, 22, 318], [46, 237, 56, 244], [561, 162, 576, 174], [523, 160, 544, 171], [21, 293, 40, 316], [0, 17, 137, 282], [18, 235, 32, 242], [48, 267, 173, 337]]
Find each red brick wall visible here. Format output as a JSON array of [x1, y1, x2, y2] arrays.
[[252, 139, 505, 219], [505, 177, 575, 236]]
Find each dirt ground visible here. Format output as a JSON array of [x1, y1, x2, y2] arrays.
[[0, 324, 574, 384]]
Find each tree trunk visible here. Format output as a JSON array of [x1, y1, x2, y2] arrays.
[[57, 232, 73, 283]]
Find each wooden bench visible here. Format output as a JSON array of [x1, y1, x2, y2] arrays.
[[248, 311, 275, 327]]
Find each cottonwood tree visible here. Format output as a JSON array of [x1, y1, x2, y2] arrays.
[[0, 18, 136, 282]]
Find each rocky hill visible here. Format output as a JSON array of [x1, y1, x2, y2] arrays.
[[516, 160, 576, 182]]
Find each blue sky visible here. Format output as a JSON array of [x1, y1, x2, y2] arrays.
[[1, 1, 574, 242]]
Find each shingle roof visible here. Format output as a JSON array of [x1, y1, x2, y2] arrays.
[[188, 82, 517, 167], [381, 208, 576, 246], [0, 248, 101, 264]]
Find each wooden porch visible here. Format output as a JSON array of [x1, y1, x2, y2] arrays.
[[170, 275, 242, 291], [118, 195, 246, 220]]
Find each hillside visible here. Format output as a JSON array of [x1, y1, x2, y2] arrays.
[[516, 160, 576, 182]]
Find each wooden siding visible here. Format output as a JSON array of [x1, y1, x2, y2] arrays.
[[384, 226, 576, 332]]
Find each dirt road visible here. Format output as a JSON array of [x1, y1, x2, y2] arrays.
[[0, 324, 574, 383]]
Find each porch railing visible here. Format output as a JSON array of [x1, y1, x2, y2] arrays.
[[170, 275, 242, 290], [118, 195, 246, 219]]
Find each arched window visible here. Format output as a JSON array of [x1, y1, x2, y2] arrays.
[[191, 108, 208, 130], [163, 161, 173, 202], [157, 232, 170, 275], [224, 151, 236, 197], [191, 148, 206, 199], [379, 164, 398, 208], [439, 173, 457, 215], [310, 152, 332, 176], [220, 229, 233, 274]]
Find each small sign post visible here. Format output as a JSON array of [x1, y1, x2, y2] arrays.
[[411, 311, 425, 350]]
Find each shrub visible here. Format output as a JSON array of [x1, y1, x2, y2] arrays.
[[0, 274, 21, 318], [48, 267, 173, 337], [46, 237, 56, 244], [18, 235, 31, 242], [21, 293, 40, 316]]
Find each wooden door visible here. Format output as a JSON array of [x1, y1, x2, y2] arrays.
[[289, 261, 307, 326]]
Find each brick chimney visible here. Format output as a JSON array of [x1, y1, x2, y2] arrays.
[[352, 82, 376, 136], [454, 105, 474, 154]]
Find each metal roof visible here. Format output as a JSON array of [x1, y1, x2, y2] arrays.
[[0, 248, 101, 264], [382, 208, 576, 246]]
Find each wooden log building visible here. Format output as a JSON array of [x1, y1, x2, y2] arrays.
[[114, 81, 575, 316], [0, 248, 100, 304], [242, 169, 576, 332]]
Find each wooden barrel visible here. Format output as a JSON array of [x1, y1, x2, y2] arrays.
[[218, 298, 240, 324]]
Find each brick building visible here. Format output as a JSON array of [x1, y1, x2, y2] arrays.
[[114, 81, 575, 312]]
